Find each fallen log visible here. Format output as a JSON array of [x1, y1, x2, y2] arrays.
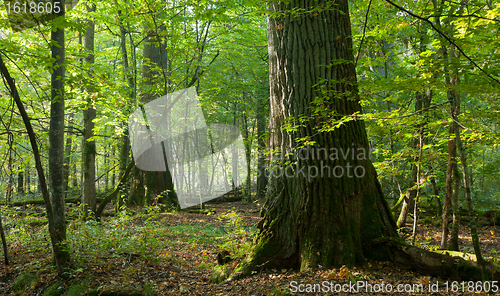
[[378, 238, 500, 281], [223, 237, 500, 284]]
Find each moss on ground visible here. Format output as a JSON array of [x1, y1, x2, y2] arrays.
[[42, 283, 65, 296], [12, 273, 38, 291]]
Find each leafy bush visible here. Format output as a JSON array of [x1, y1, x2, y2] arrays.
[[217, 210, 256, 259]]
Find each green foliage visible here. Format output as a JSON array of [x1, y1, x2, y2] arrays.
[[64, 284, 88, 296], [42, 283, 65, 296], [1, 0, 500, 289], [217, 209, 256, 259], [209, 264, 233, 283], [4, 203, 257, 290], [344, 0, 500, 211], [267, 287, 291, 296]]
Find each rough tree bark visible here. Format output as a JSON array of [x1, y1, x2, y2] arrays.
[[231, 0, 398, 276], [226, 0, 498, 282]]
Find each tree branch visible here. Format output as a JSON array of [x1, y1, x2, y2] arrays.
[[384, 0, 500, 86]]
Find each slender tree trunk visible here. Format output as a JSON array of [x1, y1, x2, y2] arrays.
[[63, 114, 74, 197], [82, 2, 97, 218], [111, 144, 116, 186], [397, 91, 424, 228], [454, 88, 486, 275], [117, 0, 132, 180], [117, 137, 129, 210], [231, 103, 240, 200], [48, 0, 71, 273], [17, 170, 24, 195], [411, 88, 432, 244], [449, 167, 460, 231], [440, 18, 462, 250], [397, 28, 432, 229], [72, 161, 78, 188], [7, 140, 13, 203], [448, 137, 460, 251], [448, 45, 487, 276], [104, 127, 109, 192], [441, 122, 454, 249], [0, 213, 8, 265], [430, 176, 441, 216], [446, 43, 463, 254], [380, 40, 398, 204], [433, 0, 452, 251], [256, 97, 268, 200], [387, 98, 398, 204], [410, 133, 423, 245], [397, 162, 417, 228], [441, 38, 455, 249], [0, 54, 70, 276], [241, 99, 252, 200], [104, 154, 108, 191], [96, 159, 134, 219], [26, 165, 31, 194], [115, 0, 133, 210]]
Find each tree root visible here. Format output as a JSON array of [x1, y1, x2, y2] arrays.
[[384, 239, 500, 281], [222, 237, 500, 282]]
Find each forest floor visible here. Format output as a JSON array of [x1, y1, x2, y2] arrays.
[[0, 200, 499, 295]]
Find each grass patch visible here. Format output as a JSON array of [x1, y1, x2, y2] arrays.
[[42, 283, 65, 296], [13, 273, 38, 291]]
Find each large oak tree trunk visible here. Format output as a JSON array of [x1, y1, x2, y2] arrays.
[[233, 0, 398, 275], [225, 0, 500, 282]]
